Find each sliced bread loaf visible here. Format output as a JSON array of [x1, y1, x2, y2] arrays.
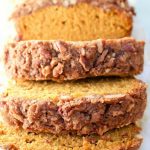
[[0, 123, 142, 150], [4, 38, 144, 81], [10, 0, 134, 41], [0, 77, 146, 135]]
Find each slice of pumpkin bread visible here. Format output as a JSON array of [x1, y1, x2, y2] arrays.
[[0, 123, 142, 150], [0, 77, 147, 135], [4, 38, 144, 81], [9, 0, 134, 41]]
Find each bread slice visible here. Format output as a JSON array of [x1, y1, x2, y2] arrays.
[[0, 77, 146, 135], [4, 38, 144, 81], [10, 0, 134, 41], [0, 123, 142, 150]]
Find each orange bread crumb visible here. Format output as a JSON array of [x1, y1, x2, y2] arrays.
[[11, 1, 134, 41], [0, 123, 142, 150]]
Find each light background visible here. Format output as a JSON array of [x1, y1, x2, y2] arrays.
[[0, 0, 150, 149]]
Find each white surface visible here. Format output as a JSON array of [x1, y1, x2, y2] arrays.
[[133, 1, 150, 149], [0, 0, 150, 149]]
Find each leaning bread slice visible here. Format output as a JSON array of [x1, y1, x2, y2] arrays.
[[0, 123, 142, 150], [0, 77, 146, 135], [10, 0, 134, 41], [4, 38, 144, 81]]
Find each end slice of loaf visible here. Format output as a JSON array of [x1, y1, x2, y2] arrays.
[[4, 38, 144, 81], [0, 77, 147, 135], [0, 123, 142, 150], [10, 0, 134, 41]]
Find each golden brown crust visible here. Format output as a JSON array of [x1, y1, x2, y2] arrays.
[[10, 0, 134, 19]]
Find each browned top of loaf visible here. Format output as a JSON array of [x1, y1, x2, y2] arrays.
[[4, 37, 144, 81], [10, 0, 134, 19], [0, 77, 146, 136]]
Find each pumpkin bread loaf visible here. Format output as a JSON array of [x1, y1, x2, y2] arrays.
[[10, 0, 134, 41], [0, 77, 147, 135], [4, 38, 144, 81], [0, 123, 142, 150]]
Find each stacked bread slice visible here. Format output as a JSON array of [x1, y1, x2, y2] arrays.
[[10, 0, 134, 41], [0, 0, 147, 150], [0, 123, 143, 150]]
